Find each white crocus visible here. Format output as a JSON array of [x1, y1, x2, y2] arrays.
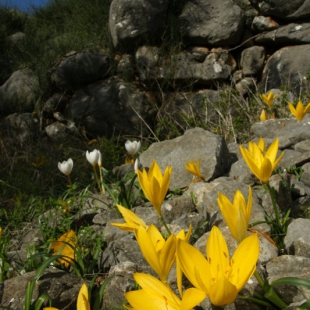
[[134, 158, 139, 172], [98, 150, 102, 167], [86, 149, 100, 167], [58, 158, 73, 176], [125, 140, 141, 156]]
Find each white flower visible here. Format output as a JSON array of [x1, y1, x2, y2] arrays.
[[58, 158, 73, 176], [125, 140, 141, 155], [98, 150, 102, 167], [134, 158, 139, 172], [86, 149, 100, 166]]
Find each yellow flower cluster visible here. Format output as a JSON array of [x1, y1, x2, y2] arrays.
[[110, 153, 272, 308], [260, 91, 310, 122]]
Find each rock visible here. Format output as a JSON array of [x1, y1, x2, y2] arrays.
[[266, 255, 310, 305], [139, 127, 232, 189], [51, 52, 111, 90], [0, 269, 84, 309], [136, 46, 236, 86], [259, 45, 310, 94], [284, 218, 310, 257], [250, 114, 310, 149], [64, 78, 155, 137], [240, 46, 265, 76], [0, 113, 39, 145], [179, 0, 244, 46], [109, 0, 168, 49], [255, 23, 310, 45], [103, 262, 139, 310], [251, 15, 279, 32], [0, 70, 39, 116], [257, 0, 310, 21]]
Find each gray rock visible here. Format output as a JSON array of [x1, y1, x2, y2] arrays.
[[250, 115, 310, 149], [0, 269, 84, 310], [65, 78, 154, 137], [139, 127, 231, 189], [0, 113, 39, 145], [251, 15, 279, 32], [259, 45, 310, 95], [136, 46, 236, 86], [294, 140, 310, 153], [256, 23, 310, 45], [51, 52, 110, 90], [179, 0, 244, 46], [240, 46, 265, 76], [284, 218, 310, 257], [266, 255, 310, 304], [0, 69, 39, 116], [109, 0, 168, 49], [257, 0, 310, 21], [103, 261, 138, 310], [300, 162, 310, 187]]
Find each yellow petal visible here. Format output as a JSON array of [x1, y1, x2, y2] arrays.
[[180, 288, 206, 310], [239, 146, 261, 180], [209, 275, 238, 306], [136, 225, 162, 280], [159, 234, 177, 282], [126, 273, 181, 309], [259, 158, 273, 183], [229, 233, 260, 290], [177, 239, 210, 293], [217, 191, 247, 243], [77, 283, 90, 310], [111, 204, 148, 232], [260, 109, 268, 121], [206, 226, 229, 283], [288, 102, 297, 118]]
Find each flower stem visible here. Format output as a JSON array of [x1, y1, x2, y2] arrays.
[[98, 164, 105, 195], [159, 215, 172, 236], [264, 183, 281, 227], [254, 270, 287, 309]]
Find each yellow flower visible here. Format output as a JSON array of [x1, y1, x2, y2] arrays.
[[288, 100, 310, 121], [185, 159, 204, 180], [217, 187, 252, 243], [50, 230, 77, 268], [137, 160, 172, 215], [125, 273, 206, 310], [111, 204, 148, 234], [177, 226, 259, 306], [44, 283, 90, 310], [260, 91, 277, 108], [260, 109, 269, 121], [125, 156, 135, 164], [77, 283, 90, 310], [239, 137, 284, 183], [136, 224, 176, 283]]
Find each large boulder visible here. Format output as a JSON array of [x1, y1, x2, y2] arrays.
[[179, 0, 244, 46], [259, 45, 310, 94], [109, 0, 168, 49], [0, 70, 39, 116], [64, 78, 155, 137], [139, 127, 232, 189], [51, 51, 111, 91], [257, 0, 310, 20]]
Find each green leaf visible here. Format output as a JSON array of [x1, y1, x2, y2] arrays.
[[299, 299, 310, 309], [271, 277, 310, 290], [34, 293, 52, 310], [93, 276, 114, 310]]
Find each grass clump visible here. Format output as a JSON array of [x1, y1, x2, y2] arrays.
[[2, 0, 112, 96]]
